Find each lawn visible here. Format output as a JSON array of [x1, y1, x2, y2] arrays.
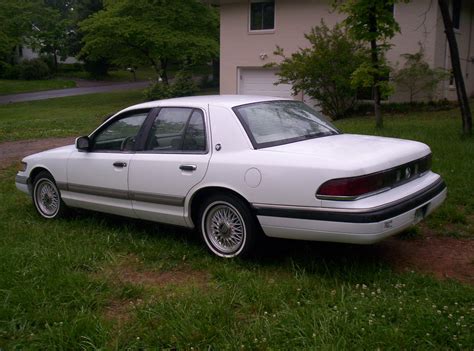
[[0, 97, 473, 348], [0, 90, 145, 142], [0, 79, 76, 95], [0, 165, 473, 349]]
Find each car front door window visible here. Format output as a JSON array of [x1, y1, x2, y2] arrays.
[[92, 112, 148, 152]]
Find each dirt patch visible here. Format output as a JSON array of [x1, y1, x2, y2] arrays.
[[98, 256, 210, 325], [103, 298, 144, 324], [0, 137, 75, 169], [98, 255, 210, 290], [376, 234, 474, 284]]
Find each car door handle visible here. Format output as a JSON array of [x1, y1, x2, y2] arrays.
[[179, 164, 197, 171], [113, 161, 127, 168]]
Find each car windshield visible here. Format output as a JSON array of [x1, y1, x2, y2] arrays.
[[233, 100, 339, 149]]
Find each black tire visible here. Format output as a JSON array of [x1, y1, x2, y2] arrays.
[[32, 171, 68, 219], [198, 193, 260, 258]]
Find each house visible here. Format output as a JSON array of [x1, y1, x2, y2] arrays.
[[214, 0, 474, 102]]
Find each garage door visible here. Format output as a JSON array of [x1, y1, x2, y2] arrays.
[[238, 68, 294, 98]]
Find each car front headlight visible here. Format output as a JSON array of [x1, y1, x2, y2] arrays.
[[19, 161, 27, 172]]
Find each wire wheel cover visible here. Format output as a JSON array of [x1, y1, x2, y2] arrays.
[[205, 203, 245, 253], [35, 180, 59, 216]]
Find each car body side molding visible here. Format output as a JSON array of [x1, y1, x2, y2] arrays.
[[58, 182, 185, 207]]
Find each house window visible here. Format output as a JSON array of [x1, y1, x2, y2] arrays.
[[452, 0, 461, 30], [250, 0, 275, 31]]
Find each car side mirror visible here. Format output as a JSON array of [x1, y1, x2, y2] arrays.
[[76, 136, 90, 151]]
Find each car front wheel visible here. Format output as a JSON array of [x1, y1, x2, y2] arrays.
[[32, 171, 67, 219], [199, 193, 259, 258]]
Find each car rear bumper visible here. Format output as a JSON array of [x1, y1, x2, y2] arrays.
[[254, 178, 447, 244]]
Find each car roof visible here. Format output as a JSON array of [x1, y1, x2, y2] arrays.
[[120, 95, 292, 112]]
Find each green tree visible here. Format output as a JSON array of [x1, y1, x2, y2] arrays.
[[337, 0, 408, 128], [393, 46, 449, 103], [0, 1, 39, 65], [271, 21, 367, 119], [27, 7, 71, 71], [80, 0, 219, 84]]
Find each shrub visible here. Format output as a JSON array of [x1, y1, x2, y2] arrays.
[[393, 47, 449, 102], [270, 21, 367, 119], [16, 58, 50, 80], [143, 81, 174, 101], [171, 71, 198, 97], [83, 58, 109, 78], [144, 71, 199, 101]]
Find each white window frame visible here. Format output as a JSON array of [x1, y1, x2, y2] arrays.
[[248, 0, 276, 34]]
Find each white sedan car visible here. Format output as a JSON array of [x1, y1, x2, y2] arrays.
[[16, 95, 446, 258]]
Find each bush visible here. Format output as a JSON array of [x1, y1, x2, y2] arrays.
[[144, 71, 199, 101], [83, 58, 109, 78], [0, 62, 18, 79], [271, 21, 367, 119], [171, 71, 198, 97], [16, 58, 50, 80], [393, 47, 449, 102]]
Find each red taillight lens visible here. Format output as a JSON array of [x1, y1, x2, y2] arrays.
[[317, 173, 386, 199], [316, 154, 432, 200]]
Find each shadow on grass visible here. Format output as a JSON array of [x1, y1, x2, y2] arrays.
[[68, 208, 393, 279]]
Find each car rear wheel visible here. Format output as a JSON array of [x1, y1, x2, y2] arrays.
[[32, 171, 67, 219], [199, 193, 259, 258]]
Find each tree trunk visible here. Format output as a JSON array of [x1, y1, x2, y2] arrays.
[[369, 7, 383, 129], [53, 52, 58, 72], [438, 0, 472, 136], [160, 58, 169, 85]]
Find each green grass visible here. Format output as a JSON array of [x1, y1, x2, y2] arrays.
[[0, 79, 76, 95], [0, 166, 473, 349], [335, 110, 474, 237], [0, 90, 145, 142]]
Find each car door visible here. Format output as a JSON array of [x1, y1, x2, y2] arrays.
[[128, 107, 211, 226], [66, 109, 150, 217]]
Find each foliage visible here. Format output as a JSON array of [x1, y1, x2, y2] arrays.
[[80, 0, 219, 83], [393, 47, 449, 102], [83, 57, 109, 78], [144, 71, 198, 101], [271, 22, 367, 119], [1, 58, 51, 80], [26, 7, 72, 70], [0, 1, 40, 65], [17, 58, 51, 80]]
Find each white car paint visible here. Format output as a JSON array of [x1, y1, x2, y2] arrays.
[[16, 95, 446, 246]]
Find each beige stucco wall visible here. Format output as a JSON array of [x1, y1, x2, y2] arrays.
[[220, 0, 474, 101]]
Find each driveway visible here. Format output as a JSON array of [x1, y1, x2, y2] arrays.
[[0, 81, 148, 104]]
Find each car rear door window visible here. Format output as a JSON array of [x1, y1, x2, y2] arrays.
[[145, 108, 206, 152]]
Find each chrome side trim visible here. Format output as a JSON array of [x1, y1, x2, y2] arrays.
[[129, 191, 184, 206], [63, 182, 185, 207], [68, 183, 129, 200]]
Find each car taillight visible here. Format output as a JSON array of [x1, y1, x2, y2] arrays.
[[316, 154, 432, 200], [317, 173, 388, 199]]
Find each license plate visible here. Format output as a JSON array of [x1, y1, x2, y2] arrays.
[[414, 204, 428, 224]]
